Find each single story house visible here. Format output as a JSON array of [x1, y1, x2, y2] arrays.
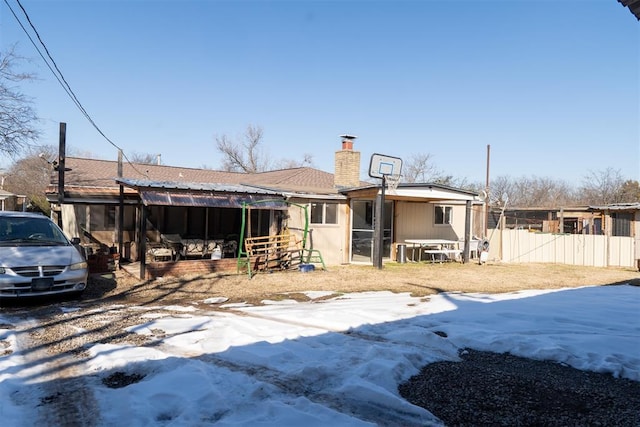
[[46, 136, 484, 277]]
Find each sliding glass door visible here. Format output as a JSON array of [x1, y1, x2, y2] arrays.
[[351, 199, 392, 263]]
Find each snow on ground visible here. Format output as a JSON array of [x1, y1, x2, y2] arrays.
[[0, 284, 638, 426]]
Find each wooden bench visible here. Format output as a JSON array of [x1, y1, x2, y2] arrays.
[[238, 233, 325, 278]]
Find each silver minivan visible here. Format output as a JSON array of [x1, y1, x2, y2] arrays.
[[0, 211, 88, 298]]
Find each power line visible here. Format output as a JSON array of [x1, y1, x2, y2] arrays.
[[3, 0, 148, 178]]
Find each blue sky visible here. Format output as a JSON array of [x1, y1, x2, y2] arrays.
[[1, 0, 638, 185]]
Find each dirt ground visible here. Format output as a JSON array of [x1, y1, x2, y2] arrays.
[[87, 261, 640, 306]]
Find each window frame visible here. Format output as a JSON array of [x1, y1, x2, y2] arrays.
[[434, 204, 453, 226], [310, 202, 339, 225]]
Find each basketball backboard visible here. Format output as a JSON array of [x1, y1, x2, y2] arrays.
[[368, 153, 402, 179]]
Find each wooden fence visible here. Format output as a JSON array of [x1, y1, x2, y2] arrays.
[[488, 229, 637, 268]]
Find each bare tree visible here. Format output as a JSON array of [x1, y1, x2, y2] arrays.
[[274, 153, 314, 170], [579, 168, 627, 205], [129, 151, 159, 164], [216, 125, 272, 173], [0, 46, 40, 157], [489, 175, 577, 208], [3, 145, 57, 214], [489, 175, 515, 206], [402, 153, 441, 183], [402, 152, 477, 190]]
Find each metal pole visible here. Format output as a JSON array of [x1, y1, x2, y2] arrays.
[[373, 176, 386, 269], [118, 150, 124, 261]]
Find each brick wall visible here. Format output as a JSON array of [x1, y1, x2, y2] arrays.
[[145, 258, 238, 279], [88, 253, 119, 274], [334, 149, 361, 188]]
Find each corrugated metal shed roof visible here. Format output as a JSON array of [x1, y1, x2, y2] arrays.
[[139, 191, 287, 209], [589, 203, 640, 210], [116, 178, 282, 194], [117, 178, 288, 209]]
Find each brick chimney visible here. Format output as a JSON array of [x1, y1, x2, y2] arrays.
[[334, 134, 361, 188]]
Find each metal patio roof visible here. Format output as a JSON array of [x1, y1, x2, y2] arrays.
[[116, 178, 288, 209]]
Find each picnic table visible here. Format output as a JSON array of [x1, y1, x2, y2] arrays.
[[404, 239, 462, 263]]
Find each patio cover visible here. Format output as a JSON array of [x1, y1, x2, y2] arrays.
[[138, 190, 287, 209], [117, 178, 288, 209], [341, 183, 480, 202]]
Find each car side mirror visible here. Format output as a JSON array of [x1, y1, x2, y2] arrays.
[[71, 237, 81, 245]]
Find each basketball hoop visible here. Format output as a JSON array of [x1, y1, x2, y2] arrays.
[[368, 153, 403, 270], [386, 174, 401, 192], [369, 153, 402, 180]]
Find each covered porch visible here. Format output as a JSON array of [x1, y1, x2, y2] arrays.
[[115, 178, 289, 279], [342, 183, 483, 265]]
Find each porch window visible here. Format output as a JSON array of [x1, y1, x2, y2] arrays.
[[310, 202, 338, 225], [434, 205, 452, 225]]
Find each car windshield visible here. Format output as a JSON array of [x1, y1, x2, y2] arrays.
[[0, 216, 69, 245]]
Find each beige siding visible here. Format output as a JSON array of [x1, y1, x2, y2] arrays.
[[286, 199, 348, 266], [61, 204, 81, 240], [395, 201, 469, 242]]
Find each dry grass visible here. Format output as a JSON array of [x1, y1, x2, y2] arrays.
[[89, 261, 640, 307]]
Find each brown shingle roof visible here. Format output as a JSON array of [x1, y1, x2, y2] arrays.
[[54, 157, 340, 194], [59, 157, 244, 188], [241, 168, 337, 194]]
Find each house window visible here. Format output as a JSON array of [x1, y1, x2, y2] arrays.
[[434, 205, 452, 225], [310, 202, 338, 225]]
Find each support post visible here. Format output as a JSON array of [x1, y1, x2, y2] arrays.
[[373, 175, 386, 269], [118, 150, 124, 261], [139, 204, 147, 279]]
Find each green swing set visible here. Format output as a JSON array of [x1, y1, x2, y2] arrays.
[[236, 199, 326, 278]]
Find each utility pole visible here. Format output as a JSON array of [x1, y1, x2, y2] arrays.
[[57, 123, 66, 227], [57, 123, 66, 206]]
